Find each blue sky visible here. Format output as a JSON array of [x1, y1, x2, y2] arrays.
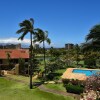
[[0, 0, 100, 47]]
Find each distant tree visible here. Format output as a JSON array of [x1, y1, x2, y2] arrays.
[[49, 47, 61, 59], [46, 57, 65, 80], [49, 47, 54, 57], [16, 18, 35, 89], [63, 49, 74, 66], [74, 44, 80, 66]]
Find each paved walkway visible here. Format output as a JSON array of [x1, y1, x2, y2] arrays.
[[39, 85, 80, 100], [4, 76, 80, 100]]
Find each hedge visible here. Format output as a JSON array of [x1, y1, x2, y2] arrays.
[[65, 83, 84, 94]]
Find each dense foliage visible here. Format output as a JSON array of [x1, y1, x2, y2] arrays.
[[63, 79, 84, 94], [82, 24, 100, 51], [65, 83, 84, 94]]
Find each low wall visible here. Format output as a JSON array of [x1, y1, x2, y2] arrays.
[[1, 64, 19, 75]]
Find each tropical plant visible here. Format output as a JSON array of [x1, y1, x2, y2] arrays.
[[84, 73, 100, 99], [82, 24, 100, 51], [16, 18, 35, 89], [33, 28, 51, 79]]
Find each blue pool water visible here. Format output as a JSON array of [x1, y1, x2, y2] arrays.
[[72, 69, 100, 76]]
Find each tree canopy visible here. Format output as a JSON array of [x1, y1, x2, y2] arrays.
[[82, 24, 100, 51]]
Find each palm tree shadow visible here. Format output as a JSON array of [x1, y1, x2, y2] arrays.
[[32, 81, 44, 89]]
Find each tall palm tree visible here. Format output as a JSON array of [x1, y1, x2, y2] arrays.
[[16, 18, 34, 89], [82, 24, 100, 51], [33, 28, 51, 79]]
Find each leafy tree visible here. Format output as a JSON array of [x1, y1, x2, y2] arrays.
[[63, 49, 74, 66], [16, 18, 35, 89], [33, 28, 51, 79], [49, 47, 61, 59], [49, 47, 54, 57], [45, 57, 66, 80], [74, 44, 81, 66], [83, 51, 100, 68]]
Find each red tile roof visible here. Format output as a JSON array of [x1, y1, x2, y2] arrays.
[[0, 49, 29, 59]]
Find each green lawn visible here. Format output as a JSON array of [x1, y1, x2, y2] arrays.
[[56, 69, 66, 74], [5, 74, 40, 83], [6, 74, 29, 82], [45, 83, 66, 92], [0, 77, 76, 100]]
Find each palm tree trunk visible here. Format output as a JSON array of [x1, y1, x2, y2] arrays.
[[43, 41, 46, 80], [30, 33, 33, 89]]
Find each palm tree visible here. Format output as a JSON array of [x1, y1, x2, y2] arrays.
[[82, 24, 100, 51], [33, 28, 51, 79], [16, 18, 34, 89]]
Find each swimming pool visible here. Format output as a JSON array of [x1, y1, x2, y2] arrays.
[[72, 69, 100, 76]]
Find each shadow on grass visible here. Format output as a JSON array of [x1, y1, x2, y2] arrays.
[[32, 81, 44, 89]]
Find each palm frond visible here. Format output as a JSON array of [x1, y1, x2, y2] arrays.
[[33, 39, 38, 43], [86, 24, 100, 41], [33, 28, 51, 45], [44, 31, 48, 38], [17, 18, 35, 41], [19, 20, 33, 30], [30, 18, 34, 25], [81, 41, 100, 52], [16, 28, 27, 34], [18, 31, 28, 40], [46, 38, 51, 44]]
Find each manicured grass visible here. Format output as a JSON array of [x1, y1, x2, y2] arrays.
[[0, 77, 76, 100], [56, 69, 66, 74], [45, 83, 66, 92], [6, 74, 29, 82], [6, 74, 40, 83], [54, 69, 66, 79]]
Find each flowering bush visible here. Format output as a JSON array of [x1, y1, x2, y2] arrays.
[[85, 73, 100, 92], [81, 73, 100, 100]]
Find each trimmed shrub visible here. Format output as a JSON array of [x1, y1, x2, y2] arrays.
[[65, 83, 84, 94]]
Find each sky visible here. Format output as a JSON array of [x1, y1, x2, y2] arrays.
[[0, 0, 100, 48]]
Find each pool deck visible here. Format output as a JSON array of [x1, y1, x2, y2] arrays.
[[61, 68, 99, 81]]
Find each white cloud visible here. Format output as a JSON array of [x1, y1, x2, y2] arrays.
[[0, 37, 55, 48], [0, 38, 30, 44]]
